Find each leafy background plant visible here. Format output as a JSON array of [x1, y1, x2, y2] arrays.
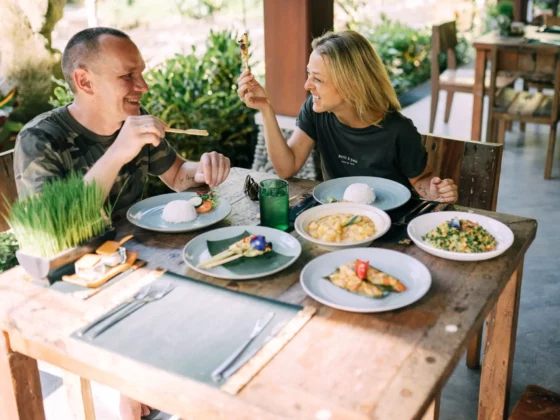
[[0, 232, 18, 273], [338, 1, 472, 95]]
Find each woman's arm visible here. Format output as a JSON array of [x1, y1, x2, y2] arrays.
[[409, 163, 458, 203]]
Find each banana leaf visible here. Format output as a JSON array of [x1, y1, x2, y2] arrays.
[[206, 231, 292, 275]]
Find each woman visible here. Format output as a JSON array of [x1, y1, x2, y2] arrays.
[[237, 30, 458, 203]]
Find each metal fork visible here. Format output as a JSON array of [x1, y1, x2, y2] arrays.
[[211, 311, 275, 381], [88, 283, 175, 339], [78, 285, 153, 337], [394, 201, 435, 226]]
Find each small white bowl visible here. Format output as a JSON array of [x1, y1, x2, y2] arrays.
[[407, 211, 514, 262], [294, 202, 391, 251]]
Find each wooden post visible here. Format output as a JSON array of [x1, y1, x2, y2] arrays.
[[478, 262, 524, 420], [63, 371, 97, 420], [0, 149, 17, 232], [0, 332, 45, 420], [263, 0, 334, 117]]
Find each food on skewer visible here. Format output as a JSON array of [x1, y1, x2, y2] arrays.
[[238, 33, 249, 71], [198, 235, 272, 269], [325, 259, 406, 298]]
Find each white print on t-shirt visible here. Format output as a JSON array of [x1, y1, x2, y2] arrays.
[[338, 154, 358, 166]]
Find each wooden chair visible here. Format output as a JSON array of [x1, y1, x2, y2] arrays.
[[422, 133, 503, 371], [509, 385, 560, 419], [430, 21, 516, 133], [519, 14, 560, 134], [0, 149, 17, 232], [487, 44, 560, 179], [544, 14, 560, 27]]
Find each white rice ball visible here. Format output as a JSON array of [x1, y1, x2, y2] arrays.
[[161, 200, 198, 223], [342, 183, 376, 204]]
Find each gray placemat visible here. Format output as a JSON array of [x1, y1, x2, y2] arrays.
[[72, 271, 303, 388]]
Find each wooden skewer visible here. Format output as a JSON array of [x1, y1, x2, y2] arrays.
[[200, 253, 244, 269], [197, 249, 236, 268], [165, 128, 209, 136]]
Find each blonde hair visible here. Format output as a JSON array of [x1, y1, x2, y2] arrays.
[[311, 31, 401, 125]]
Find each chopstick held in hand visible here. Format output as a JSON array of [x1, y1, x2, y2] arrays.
[[165, 128, 209, 136]]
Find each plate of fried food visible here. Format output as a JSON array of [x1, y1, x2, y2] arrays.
[[407, 211, 514, 261], [127, 191, 231, 233], [300, 248, 431, 313], [294, 202, 391, 251], [182, 225, 302, 280]]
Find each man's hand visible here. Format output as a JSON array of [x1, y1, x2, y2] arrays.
[[429, 177, 458, 203], [194, 151, 231, 187], [109, 115, 167, 165]]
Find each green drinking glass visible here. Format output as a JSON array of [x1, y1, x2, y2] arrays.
[[259, 179, 289, 231]]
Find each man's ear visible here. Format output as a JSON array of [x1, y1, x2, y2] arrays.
[[73, 68, 94, 95]]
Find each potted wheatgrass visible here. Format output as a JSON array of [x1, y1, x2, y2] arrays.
[[3, 173, 116, 285]]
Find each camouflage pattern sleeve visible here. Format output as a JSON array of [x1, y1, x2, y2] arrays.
[[148, 137, 177, 176], [13, 127, 66, 199]]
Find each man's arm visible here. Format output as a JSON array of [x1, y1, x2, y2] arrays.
[[159, 152, 231, 191]]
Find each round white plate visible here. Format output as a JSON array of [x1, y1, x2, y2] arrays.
[[407, 211, 514, 261], [126, 192, 231, 233], [313, 176, 411, 211], [294, 202, 391, 251], [300, 248, 431, 313], [183, 225, 302, 280]]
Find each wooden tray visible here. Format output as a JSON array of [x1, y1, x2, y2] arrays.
[[62, 251, 138, 288]]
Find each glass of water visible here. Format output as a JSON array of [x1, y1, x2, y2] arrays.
[[259, 179, 289, 231]]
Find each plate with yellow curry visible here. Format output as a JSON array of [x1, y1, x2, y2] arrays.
[[294, 203, 391, 251]]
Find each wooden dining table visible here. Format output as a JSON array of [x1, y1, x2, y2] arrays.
[[0, 167, 537, 420], [471, 25, 560, 141]]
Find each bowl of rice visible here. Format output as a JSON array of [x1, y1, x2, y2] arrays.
[[407, 211, 514, 261]]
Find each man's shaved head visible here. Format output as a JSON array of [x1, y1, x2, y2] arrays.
[[62, 27, 130, 92]]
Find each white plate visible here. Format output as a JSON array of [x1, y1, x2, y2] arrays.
[[300, 248, 431, 313], [407, 211, 514, 261], [312, 176, 411, 210], [126, 192, 231, 233], [294, 202, 391, 251], [183, 225, 302, 280]]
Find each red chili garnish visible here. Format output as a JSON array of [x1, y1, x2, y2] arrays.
[[355, 259, 369, 280]]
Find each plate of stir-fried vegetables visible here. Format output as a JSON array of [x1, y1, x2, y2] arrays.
[[407, 211, 514, 261]]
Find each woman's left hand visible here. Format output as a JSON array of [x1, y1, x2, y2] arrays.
[[429, 177, 458, 203]]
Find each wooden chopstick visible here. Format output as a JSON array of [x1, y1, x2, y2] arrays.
[[165, 128, 209, 136]]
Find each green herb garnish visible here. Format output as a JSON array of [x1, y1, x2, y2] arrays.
[[342, 215, 360, 228]]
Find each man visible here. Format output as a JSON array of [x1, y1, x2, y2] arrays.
[[14, 27, 231, 419], [15, 27, 230, 212]]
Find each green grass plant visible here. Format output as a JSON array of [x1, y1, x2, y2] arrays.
[[3, 173, 110, 258]]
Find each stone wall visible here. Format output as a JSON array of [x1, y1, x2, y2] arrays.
[[251, 113, 322, 181]]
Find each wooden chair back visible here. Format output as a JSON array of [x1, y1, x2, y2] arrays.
[[544, 15, 560, 27], [431, 21, 458, 80], [488, 44, 560, 125], [0, 149, 17, 232], [421, 134, 503, 211]]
